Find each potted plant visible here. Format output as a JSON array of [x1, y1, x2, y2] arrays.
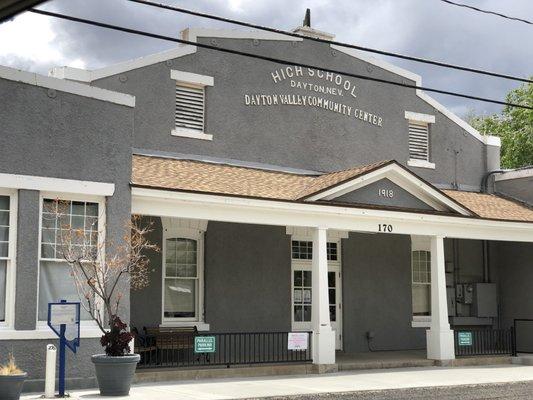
[[0, 354, 27, 400], [51, 201, 157, 396]]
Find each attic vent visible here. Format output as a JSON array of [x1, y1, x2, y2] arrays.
[[175, 84, 205, 132], [408, 120, 430, 161]]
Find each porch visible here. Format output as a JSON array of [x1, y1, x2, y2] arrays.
[[129, 155, 533, 371]]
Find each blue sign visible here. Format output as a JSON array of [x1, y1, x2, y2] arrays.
[[47, 300, 81, 397]]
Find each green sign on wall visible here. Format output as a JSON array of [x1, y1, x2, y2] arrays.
[[194, 336, 216, 353], [458, 331, 473, 346]]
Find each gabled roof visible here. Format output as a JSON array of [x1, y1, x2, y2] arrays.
[[131, 154, 533, 222], [49, 28, 499, 147]]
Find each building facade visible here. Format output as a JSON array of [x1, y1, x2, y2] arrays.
[[0, 24, 532, 391]]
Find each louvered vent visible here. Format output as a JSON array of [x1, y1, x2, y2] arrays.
[[175, 84, 205, 132], [408, 120, 429, 161]]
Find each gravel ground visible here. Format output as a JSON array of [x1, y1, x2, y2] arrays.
[[245, 381, 533, 400]]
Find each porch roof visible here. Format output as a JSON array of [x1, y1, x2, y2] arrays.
[[131, 154, 533, 223]]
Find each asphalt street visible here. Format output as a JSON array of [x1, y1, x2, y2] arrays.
[[249, 381, 533, 399]]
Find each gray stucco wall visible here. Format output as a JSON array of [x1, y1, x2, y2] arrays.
[[0, 77, 134, 390], [334, 178, 433, 210], [131, 220, 292, 332], [495, 177, 533, 206], [93, 37, 488, 190], [14, 190, 40, 330], [205, 222, 291, 332], [494, 241, 533, 328], [342, 232, 426, 353]]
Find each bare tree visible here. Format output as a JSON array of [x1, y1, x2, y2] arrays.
[[45, 200, 157, 355]]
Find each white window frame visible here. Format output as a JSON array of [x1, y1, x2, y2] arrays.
[[289, 231, 344, 349], [160, 223, 207, 329], [170, 70, 214, 141], [0, 189, 17, 330], [405, 111, 436, 170], [36, 192, 105, 329], [411, 235, 432, 328]]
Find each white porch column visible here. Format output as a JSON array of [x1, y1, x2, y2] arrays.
[[426, 235, 455, 360], [311, 227, 336, 365]]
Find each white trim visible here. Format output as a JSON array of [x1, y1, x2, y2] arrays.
[[0, 326, 102, 340], [405, 111, 435, 124], [1, 66, 134, 107], [161, 218, 207, 325], [159, 321, 210, 331], [49, 46, 197, 83], [495, 168, 533, 182], [484, 135, 501, 146], [331, 46, 500, 147], [0, 173, 115, 196], [171, 128, 213, 141], [304, 163, 469, 215], [171, 70, 214, 87], [0, 189, 17, 329], [407, 159, 436, 170], [49, 28, 299, 84], [183, 28, 302, 43], [131, 188, 533, 243], [412, 316, 431, 328]]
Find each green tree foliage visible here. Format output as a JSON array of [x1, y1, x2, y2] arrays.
[[468, 79, 533, 169]]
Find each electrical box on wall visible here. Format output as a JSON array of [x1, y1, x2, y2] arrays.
[[472, 283, 498, 318], [456, 283, 474, 304]]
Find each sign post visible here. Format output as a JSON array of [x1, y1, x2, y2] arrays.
[[47, 300, 80, 397]]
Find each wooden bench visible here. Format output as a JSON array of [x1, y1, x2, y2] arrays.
[[144, 326, 198, 351]]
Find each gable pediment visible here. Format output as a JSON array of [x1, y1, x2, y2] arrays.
[[303, 162, 473, 216]]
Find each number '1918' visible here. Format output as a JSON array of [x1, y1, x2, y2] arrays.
[[378, 224, 393, 233]]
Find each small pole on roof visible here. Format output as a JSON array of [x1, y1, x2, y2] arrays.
[[303, 8, 311, 27]]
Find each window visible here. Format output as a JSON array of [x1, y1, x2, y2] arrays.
[[175, 85, 205, 133], [412, 250, 431, 316], [163, 238, 199, 319], [0, 194, 14, 325], [408, 121, 430, 162], [38, 198, 101, 321], [170, 70, 214, 141], [291, 240, 338, 261], [405, 111, 435, 169], [293, 270, 312, 322]]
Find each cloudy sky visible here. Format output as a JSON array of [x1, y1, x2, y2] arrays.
[[0, 0, 531, 117]]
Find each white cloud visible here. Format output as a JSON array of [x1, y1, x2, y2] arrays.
[[0, 12, 86, 71]]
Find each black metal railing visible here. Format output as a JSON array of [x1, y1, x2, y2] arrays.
[[513, 319, 533, 356], [454, 329, 513, 357], [136, 331, 313, 369]]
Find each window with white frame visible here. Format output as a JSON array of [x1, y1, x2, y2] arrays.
[[412, 250, 431, 316], [163, 238, 199, 319], [38, 198, 101, 321], [291, 240, 340, 324], [0, 194, 13, 325], [170, 70, 214, 141], [405, 111, 436, 169], [408, 121, 430, 162]]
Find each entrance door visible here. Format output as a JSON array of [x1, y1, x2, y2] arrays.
[[291, 240, 343, 350]]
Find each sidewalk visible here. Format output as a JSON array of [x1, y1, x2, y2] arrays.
[[23, 364, 533, 400]]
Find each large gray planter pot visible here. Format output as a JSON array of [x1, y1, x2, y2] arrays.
[[91, 354, 140, 396], [0, 373, 27, 400]]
